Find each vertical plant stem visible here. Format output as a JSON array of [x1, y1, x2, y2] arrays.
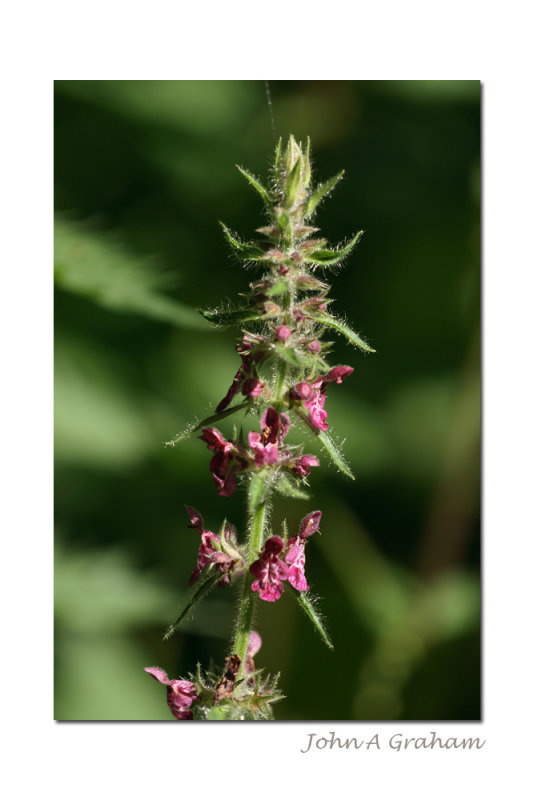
[[232, 494, 269, 676]]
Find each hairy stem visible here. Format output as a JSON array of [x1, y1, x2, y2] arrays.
[[232, 491, 269, 676]]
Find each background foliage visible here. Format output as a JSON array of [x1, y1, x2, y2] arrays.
[[54, 80, 480, 720]]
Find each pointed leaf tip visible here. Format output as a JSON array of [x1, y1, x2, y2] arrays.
[[317, 429, 355, 480], [304, 231, 364, 266], [293, 589, 334, 650], [306, 170, 345, 217], [236, 166, 273, 209], [316, 313, 375, 353]]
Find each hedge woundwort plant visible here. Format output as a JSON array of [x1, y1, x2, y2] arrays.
[[145, 136, 374, 720]]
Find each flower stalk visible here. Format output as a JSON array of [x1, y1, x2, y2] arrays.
[[232, 494, 269, 677], [145, 135, 374, 720]]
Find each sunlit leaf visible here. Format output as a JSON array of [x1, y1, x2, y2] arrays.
[[305, 170, 345, 216], [316, 313, 376, 352], [303, 231, 364, 266], [293, 589, 334, 650], [164, 401, 251, 447], [219, 222, 265, 260], [237, 165, 273, 210], [317, 429, 355, 480]]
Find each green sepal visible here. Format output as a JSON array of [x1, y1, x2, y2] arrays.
[[305, 170, 345, 217], [273, 343, 303, 368], [163, 569, 221, 640], [274, 137, 283, 174], [220, 222, 265, 260], [292, 588, 334, 650], [236, 166, 273, 210], [272, 343, 320, 371], [265, 280, 290, 298], [277, 209, 292, 240], [164, 400, 250, 447], [303, 137, 312, 188], [248, 471, 269, 512], [303, 231, 364, 266], [317, 429, 355, 480], [275, 475, 310, 501], [315, 313, 375, 352], [284, 156, 301, 208]]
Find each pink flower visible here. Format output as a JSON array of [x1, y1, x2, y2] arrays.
[[200, 427, 242, 496], [285, 539, 309, 591], [291, 367, 354, 432], [304, 383, 329, 430], [285, 511, 322, 591], [185, 507, 242, 585], [144, 667, 199, 720], [324, 366, 354, 384], [216, 336, 265, 412], [307, 339, 321, 354], [250, 536, 290, 602], [299, 510, 322, 538], [248, 406, 290, 467], [242, 377, 263, 398], [292, 454, 320, 477]]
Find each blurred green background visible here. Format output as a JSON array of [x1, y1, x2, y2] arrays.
[[54, 80, 480, 721]]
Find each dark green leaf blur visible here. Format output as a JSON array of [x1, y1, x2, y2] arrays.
[[54, 80, 480, 721]]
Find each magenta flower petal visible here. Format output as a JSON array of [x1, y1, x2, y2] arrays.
[[248, 431, 262, 449], [144, 666, 170, 685], [299, 510, 322, 538], [285, 539, 309, 591], [279, 413, 291, 441], [291, 381, 313, 400], [292, 454, 320, 477], [304, 388, 329, 431], [184, 505, 203, 532], [242, 377, 263, 398], [145, 667, 198, 720], [250, 536, 289, 602], [260, 406, 280, 440], [324, 365, 354, 384]]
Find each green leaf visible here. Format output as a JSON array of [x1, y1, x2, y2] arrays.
[[284, 156, 301, 208], [164, 569, 222, 639], [219, 222, 265, 260], [236, 166, 273, 210], [164, 401, 250, 447], [274, 137, 282, 173], [317, 429, 355, 480], [305, 170, 344, 216], [200, 306, 260, 326], [275, 476, 310, 501], [303, 231, 364, 266], [293, 589, 334, 650], [248, 472, 268, 512], [316, 314, 376, 353], [54, 216, 210, 330]]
